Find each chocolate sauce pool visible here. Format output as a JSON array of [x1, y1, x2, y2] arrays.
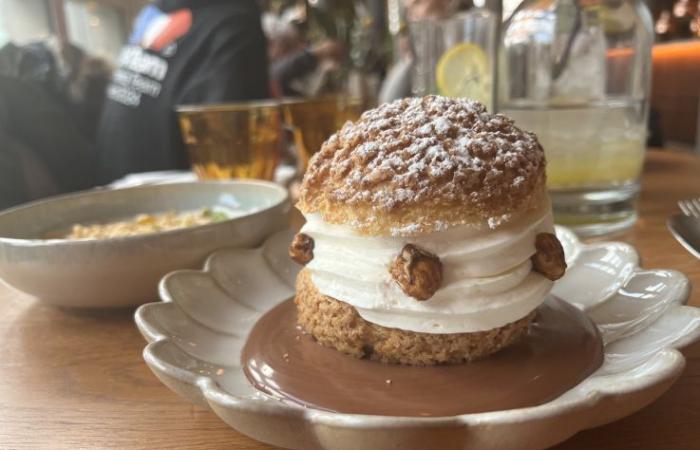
[[242, 298, 603, 417]]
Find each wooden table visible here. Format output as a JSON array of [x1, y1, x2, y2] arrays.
[[1, 150, 699, 450]]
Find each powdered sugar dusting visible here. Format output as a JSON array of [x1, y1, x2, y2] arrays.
[[300, 96, 546, 233]]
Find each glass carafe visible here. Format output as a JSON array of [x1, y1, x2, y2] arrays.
[[499, 0, 653, 236]]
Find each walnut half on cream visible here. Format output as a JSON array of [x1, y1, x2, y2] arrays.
[[289, 233, 314, 265], [390, 244, 443, 301], [531, 233, 567, 281]]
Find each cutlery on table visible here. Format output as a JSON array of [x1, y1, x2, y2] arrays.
[[668, 198, 700, 259]]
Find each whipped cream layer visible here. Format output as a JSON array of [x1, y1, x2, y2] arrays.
[[301, 205, 555, 334]]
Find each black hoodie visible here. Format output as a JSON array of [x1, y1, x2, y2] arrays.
[[97, 0, 269, 183]]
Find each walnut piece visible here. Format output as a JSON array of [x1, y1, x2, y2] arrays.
[[531, 233, 567, 281], [390, 244, 443, 301], [289, 233, 314, 265]]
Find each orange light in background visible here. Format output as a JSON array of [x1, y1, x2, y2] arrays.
[[605, 41, 700, 61], [652, 40, 700, 61], [650, 40, 700, 145]]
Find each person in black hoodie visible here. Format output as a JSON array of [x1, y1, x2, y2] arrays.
[[97, 0, 269, 183]]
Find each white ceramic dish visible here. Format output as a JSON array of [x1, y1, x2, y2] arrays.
[[0, 181, 290, 308], [107, 165, 298, 190], [135, 227, 699, 450]]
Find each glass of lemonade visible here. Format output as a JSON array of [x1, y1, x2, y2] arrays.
[[499, 0, 653, 236], [410, 9, 499, 110]]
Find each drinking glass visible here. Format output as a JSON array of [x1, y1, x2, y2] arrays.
[[177, 101, 281, 181], [410, 9, 499, 110], [282, 96, 364, 169], [499, 0, 653, 236]]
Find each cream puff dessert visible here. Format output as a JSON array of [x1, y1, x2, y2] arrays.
[[289, 96, 566, 366]]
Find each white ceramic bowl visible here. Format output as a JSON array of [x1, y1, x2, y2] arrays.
[[135, 227, 699, 450], [0, 181, 290, 308]]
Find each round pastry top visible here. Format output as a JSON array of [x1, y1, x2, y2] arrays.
[[297, 96, 547, 236]]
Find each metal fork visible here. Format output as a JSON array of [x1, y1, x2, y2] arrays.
[[678, 197, 700, 218], [670, 198, 700, 259]]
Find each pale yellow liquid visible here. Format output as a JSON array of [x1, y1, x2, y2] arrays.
[[500, 105, 646, 190]]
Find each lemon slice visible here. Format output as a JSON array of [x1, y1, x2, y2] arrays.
[[436, 42, 491, 106]]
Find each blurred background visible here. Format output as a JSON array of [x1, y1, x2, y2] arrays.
[[0, 0, 698, 220]]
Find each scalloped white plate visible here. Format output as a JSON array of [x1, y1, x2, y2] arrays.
[[135, 227, 698, 450]]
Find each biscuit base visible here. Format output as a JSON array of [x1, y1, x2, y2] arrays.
[[295, 269, 533, 366]]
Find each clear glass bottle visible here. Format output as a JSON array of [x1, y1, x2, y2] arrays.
[[499, 0, 653, 236], [408, 3, 500, 111]]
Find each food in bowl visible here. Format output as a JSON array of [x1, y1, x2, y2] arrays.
[[0, 181, 290, 307], [65, 208, 241, 240], [242, 97, 603, 417]]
